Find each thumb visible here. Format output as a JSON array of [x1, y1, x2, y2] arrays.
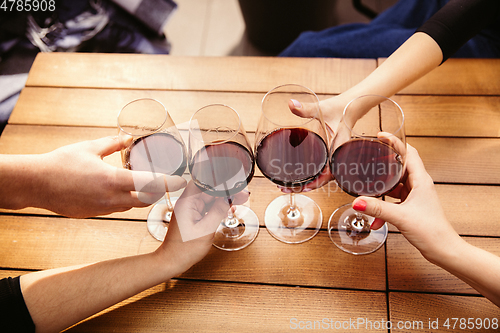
[[288, 99, 319, 118], [92, 135, 133, 158], [352, 197, 403, 229]]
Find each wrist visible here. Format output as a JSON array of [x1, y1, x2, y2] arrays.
[[151, 246, 189, 280], [422, 233, 468, 268], [0, 154, 44, 210]]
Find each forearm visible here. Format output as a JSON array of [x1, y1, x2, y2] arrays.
[[340, 32, 443, 104], [20, 251, 181, 333], [432, 239, 500, 307], [0, 154, 43, 210]]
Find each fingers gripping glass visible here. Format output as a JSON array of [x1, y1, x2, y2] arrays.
[[188, 104, 259, 251], [255, 84, 329, 244], [118, 98, 187, 241], [328, 95, 406, 255]]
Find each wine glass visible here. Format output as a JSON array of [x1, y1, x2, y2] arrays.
[[188, 104, 259, 251], [255, 84, 329, 244], [118, 98, 187, 241], [328, 94, 406, 255]]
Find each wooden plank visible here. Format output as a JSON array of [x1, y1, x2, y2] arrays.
[[0, 269, 387, 332], [408, 137, 500, 184], [0, 215, 150, 270], [4, 128, 500, 188], [0, 175, 353, 228], [26, 53, 376, 94], [0, 269, 29, 279], [2, 126, 500, 221], [7, 171, 500, 238], [11, 88, 500, 138], [379, 58, 500, 96], [389, 292, 500, 332], [387, 234, 500, 294], [392, 95, 500, 137], [435, 184, 500, 236], [0, 124, 116, 155], [9, 87, 267, 131], [0, 215, 386, 290], [0, 124, 352, 223], [68, 280, 387, 333], [177, 229, 386, 291]]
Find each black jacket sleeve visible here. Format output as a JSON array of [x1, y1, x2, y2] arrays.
[[0, 276, 35, 333], [416, 0, 500, 62]]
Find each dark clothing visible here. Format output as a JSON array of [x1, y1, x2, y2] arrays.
[[280, 0, 500, 60], [0, 277, 35, 333], [416, 0, 500, 61]]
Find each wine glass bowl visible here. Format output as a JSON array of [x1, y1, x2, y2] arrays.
[[118, 98, 187, 241], [188, 104, 259, 251], [255, 84, 329, 244], [328, 95, 406, 255]]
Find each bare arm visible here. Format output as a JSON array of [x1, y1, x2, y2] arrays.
[[319, 32, 443, 125], [287, 32, 443, 192], [353, 146, 500, 307], [0, 136, 186, 218], [20, 182, 247, 333]]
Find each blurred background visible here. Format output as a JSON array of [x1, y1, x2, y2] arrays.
[[166, 0, 398, 57], [0, 0, 398, 133]]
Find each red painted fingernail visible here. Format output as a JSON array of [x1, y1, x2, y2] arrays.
[[370, 218, 385, 230], [352, 200, 367, 212]]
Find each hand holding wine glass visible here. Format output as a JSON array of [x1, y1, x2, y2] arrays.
[[159, 180, 250, 273], [118, 98, 187, 241], [255, 84, 329, 244], [329, 95, 406, 255], [188, 104, 259, 251], [2, 135, 185, 219]]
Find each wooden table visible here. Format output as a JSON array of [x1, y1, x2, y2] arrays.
[[1, 53, 500, 332]]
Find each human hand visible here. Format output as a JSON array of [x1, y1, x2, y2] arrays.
[[351, 144, 462, 263], [156, 181, 250, 274], [33, 136, 186, 218]]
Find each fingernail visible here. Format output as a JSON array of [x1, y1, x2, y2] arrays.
[[352, 199, 367, 212], [302, 188, 312, 192], [370, 218, 385, 230], [291, 99, 302, 109]]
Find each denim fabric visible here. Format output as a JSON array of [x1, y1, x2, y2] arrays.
[[280, 0, 500, 59]]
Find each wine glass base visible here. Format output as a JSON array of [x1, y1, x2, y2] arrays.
[[147, 197, 178, 241], [213, 205, 260, 251], [265, 194, 322, 244], [328, 203, 387, 255]]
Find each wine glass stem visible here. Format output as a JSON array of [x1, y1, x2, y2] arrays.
[[353, 212, 366, 231], [224, 197, 239, 228], [288, 193, 300, 218], [289, 192, 296, 211], [164, 191, 174, 212]]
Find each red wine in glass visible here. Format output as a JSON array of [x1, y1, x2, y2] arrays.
[[190, 141, 255, 197], [256, 128, 328, 188], [188, 103, 259, 251], [331, 139, 403, 197], [255, 84, 328, 244], [118, 98, 186, 242], [328, 94, 406, 255], [124, 132, 187, 176]]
